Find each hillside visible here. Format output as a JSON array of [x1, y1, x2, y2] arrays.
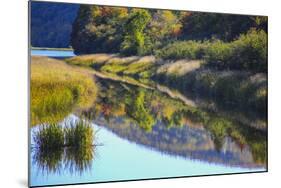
[[30, 1, 79, 48]]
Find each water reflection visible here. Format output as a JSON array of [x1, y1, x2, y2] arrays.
[[81, 78, 267, 167], [32, 146, 95, 176], [32, 119, 97, 176], [31, 75, 267, 185]]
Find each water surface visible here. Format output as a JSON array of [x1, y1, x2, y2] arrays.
[[31, 49, 75, 57]]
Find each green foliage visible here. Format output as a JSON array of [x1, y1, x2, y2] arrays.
[[126, 89, 155, 131], [156, 40, 205, 60], [71, 5, 128, 54], [121, 9, 152, 55], [181, 12, 267, 41], [157, 30, 267, 72]]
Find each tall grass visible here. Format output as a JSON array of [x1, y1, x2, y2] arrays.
[[31, 57, 98, 125], [33, 120, 95, 174], [65, 54, 115, 68], [65, 120, 94, 148], [33, 124, 65, 150], [33, 120, 94, 149]]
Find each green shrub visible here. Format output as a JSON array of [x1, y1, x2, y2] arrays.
[[157, 30, 267, 73], [230, 29, 267, 72], [156, 40, 205, 60]]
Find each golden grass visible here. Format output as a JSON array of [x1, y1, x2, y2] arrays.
[[31, 56, 98, 126], [65, 54, 116, 67], [157, 60, 202, 76]]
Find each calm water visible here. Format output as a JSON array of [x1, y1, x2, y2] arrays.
[[30, 50, 267, 187], [31, 49, 75, 57]]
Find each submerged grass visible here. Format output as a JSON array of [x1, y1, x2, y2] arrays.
[[31, 56, 98, 125]]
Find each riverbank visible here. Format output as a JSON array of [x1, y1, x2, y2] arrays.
[[65, 54, 267, 117]]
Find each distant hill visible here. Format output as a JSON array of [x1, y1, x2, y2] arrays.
[[30, 1, 79, 48]]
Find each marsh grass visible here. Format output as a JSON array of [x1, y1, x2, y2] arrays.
[[31, 56, 98, 125], [33, 120, 94, 149], [33, 120, 96, 174], [33, 124, 65, 150], [64, 120, 94, 148]]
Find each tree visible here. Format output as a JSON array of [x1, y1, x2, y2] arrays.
[[180, 12, 266, 41], [120, 9, 152, 55], [71, 5, 128, 54], [126, 89, 155, 132]]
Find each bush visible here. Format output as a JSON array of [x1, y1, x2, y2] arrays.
[[156, 40, 205, 60], [230, 29, 267, 72], [157, 30, 267, 73]]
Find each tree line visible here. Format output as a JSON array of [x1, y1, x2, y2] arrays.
[[71, 5, 267, 57]]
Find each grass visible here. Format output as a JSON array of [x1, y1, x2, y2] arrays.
[[33, 124, 65, 150], [65, 120, 94, 148], [31, 56, 98, 126], [33, 120, 94, 149], [65, 54, 116, 68], [66, 54, 156, 79], [156, 60, 202, 76], [33, 120, 95, 174]]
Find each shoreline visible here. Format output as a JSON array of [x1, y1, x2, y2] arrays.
[[31, 47, 73, 51]]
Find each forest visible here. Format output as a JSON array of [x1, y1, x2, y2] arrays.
[[71, 5, 267, 72]]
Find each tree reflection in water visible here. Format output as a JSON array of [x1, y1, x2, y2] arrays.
[[80, 78, 267, 167]]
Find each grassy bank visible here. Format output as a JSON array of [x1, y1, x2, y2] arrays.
[[66, 54, 157, 79], [31, 56, 98, 126], [64, 30, 267, 117], [66, 52, 267, 115]]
